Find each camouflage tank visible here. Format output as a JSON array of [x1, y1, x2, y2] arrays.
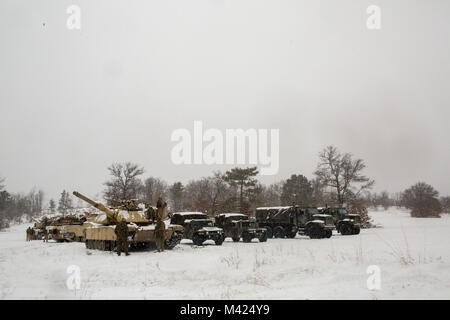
[[73, 191, 183, 251], [47, 215, 89, 242], [31, 219, 46, 240]]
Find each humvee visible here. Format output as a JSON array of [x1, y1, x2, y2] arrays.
[[319, 207, 361, 235], [255, 206, 335, 239], [171, 212, 225, 246], [215, 213, 267, 243]]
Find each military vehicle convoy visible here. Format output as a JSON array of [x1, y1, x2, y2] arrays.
[[319, 207, 361, 235], [214, 213, 267, 243], [72, 191, 183, 251], [170, 212, 225, 246], [255, 206, 335, 239]]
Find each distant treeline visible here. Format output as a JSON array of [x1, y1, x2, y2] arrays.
[[1, 145, 449, 230], [0, 182, 44, 229]]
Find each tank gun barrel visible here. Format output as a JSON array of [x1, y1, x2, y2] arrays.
[[72, 191, 117, 220]]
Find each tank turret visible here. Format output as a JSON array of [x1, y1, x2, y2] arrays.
[[73, 191, 149, 225], [73, 191, 118, 223]]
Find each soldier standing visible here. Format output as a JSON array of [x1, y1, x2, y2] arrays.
[[156, 196, 168, 220], [145, 204, 156, 223], [114, 218, 129, 256], [43, 228, 49, 243], [155, 217, 166, 252], [156, 197, 163, 211]]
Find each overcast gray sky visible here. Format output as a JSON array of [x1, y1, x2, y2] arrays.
[[1, 0, 449, 202]]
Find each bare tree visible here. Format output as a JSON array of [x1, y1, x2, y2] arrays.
[[315, 146, 374, 205], [377, 191, 393, 210], [182, 172, 232, 215], [401, 182, 442, 217], [141, 177, 168, 205], [440, 196, 450, 213], [199, 172, 231, 215], [104, 162, 144, 206], [263, 182, 283, 206]]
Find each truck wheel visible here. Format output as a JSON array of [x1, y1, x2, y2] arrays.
[[353, 227, 360, 235], [193, 234, 204, 246], [164, 238, 176, 250], [286, 229, 297, 238], [308, 225, 321, 239], [232, 237, 240, 242], [215, 235, 224, 246], [341, 224, 350, 235], [274, 226, 285, 238], [265, 226, 273, 239], [258, 233, 268, 242], [242, 234, 252, 243], [325, 229, 332, 238]]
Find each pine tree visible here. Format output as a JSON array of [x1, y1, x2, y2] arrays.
[[223, 167, 259, 213], [280, 174, 313, 206], [49, 199, 56, 214], [169, 182, 184, 211], [58, 190, 73, 214]]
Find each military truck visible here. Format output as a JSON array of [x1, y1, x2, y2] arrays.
[[170, 212, 225, 246], [73, 191, 183, 251], [319, 207, 361, 235], [214, 213, 267, 243], [255, 206, 334, 239]]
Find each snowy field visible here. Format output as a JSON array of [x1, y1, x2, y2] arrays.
[[0, 208, 449, 300]]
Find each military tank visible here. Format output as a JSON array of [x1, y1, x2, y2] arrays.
[[31, 218, 47, 240], [47, 215, 89, 242], [72, 191, 183, 251]]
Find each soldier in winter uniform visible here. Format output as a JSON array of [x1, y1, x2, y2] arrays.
[[26, 227, 31, 241], [145, 204, 156, 223], [156, 197, 164, 210], [43, 228, 49, 242], [114, 217, 129, 256], [155, 217, 166, 252]]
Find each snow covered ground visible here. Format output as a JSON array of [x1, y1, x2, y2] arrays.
[[0, 208, 449, 300]]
